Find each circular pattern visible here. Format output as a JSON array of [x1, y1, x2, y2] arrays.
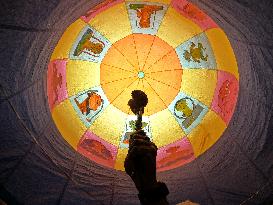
[[138, 71, 145, 79], [47, 0, 239, 172], [100, 34, 182, 115]]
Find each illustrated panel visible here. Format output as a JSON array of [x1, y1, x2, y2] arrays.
[[47, 59, 68, 111], [176, 33, 216, 69], [119, 116, 152, 148], [70, 86, 110, 127], [211, 71, 239, 124], [168, 92, 208, 134], [156, 137, 195, 172], [70, 26, 112, 63], [77, 130, 118, 168], [126, 1, 168, 35]]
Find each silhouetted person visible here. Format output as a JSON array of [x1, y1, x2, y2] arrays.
[[124, 130, 169, 205]]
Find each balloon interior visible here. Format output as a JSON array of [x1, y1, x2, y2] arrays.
[[47, 0, 239, 172]]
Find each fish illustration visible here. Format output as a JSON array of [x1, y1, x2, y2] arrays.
[[74, 91, 103, 116]]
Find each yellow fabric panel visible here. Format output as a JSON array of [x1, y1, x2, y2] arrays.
[[150, 109, 185, 147], [180, 69, 217, 107], [66, 60, 100, 97], [114, 148, 128, 171], [144, 77, 180, 108], [157, 7, 203, 48], [50, 19, 86, 60], [188, 109, 226, 157], [88, 3, 132, 44], [125, 0, 171, 4], [89, 104, 127, 146], [206, 28, 239, 79], [52, 99, 87, 149]]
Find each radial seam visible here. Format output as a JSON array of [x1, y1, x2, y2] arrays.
[[142, 36, 156, 70], [57, 157, 77, 205], [110, 78, 139, 105], [196, 160, 216, 205], [101, 75, 137, 85], [101, 63, 135, 73]]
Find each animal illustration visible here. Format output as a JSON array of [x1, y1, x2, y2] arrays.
[[178, 3, 206, 21], [183, 42, 208, 63], [80, 139, 113, 160], [74, 29, 105, 57], [175, 98, 194, 119], [218, 80, 233, 115], [51, 63, 62, 104], [74, 91, 103, 116], [129, 4, 163, 28]]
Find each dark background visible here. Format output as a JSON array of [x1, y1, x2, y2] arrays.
[[0, 0, 273, 204]]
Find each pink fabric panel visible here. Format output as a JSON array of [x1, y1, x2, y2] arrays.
[[47, 59, 68, 111], [77, 131, 118, 168], [156, 137, 195, 172], [211, 71, 239, 124], [171, 0, 218, 31], [81, 0, 124, 23]]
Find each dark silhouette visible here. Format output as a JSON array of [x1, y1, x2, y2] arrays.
[[125, 90, 169, 205], [124, 131, 169, 205]]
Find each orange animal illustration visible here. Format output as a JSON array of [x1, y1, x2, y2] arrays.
[[74, 92, 103, 116], [81, 139, 113, 160], [130, 4, 163, 28], [51, 63, 62, 104]]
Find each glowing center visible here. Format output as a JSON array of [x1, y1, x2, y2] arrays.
[[138, 71, 145, 79]]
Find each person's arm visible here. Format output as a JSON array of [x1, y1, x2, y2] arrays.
[[124, 131, 169, 205]]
